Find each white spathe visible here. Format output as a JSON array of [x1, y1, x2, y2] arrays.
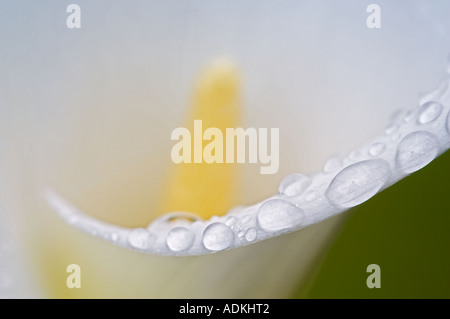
[[1, 0, 450, 297]]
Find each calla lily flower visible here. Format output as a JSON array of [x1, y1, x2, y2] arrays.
[[1, 0, 450, 298]]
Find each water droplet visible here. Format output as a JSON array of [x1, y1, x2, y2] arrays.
[[446, 110, 450, 134], [324, 157, 342, 173], [349, 151, 361, 160], [244, 228, 257, 242], [390, 109, 404, 122], [241, 215, 252, 225], [257, 199, 304, 232], [159, 212, 200, 224], [166, 227, 195, 252], [404, 110, 415, 122], [418, 101, 443, 124], [368, 143, 385, 157], [396, 131, 439, 174], [202, 223, 234, 251], [127, 228, 154, 250], [110, 232, 119, 242], [325, 159, 391, 208], [237, 231, 245, 238], [67, 215, 78, 225], [391, 132, 401, 141], [278, 174, 311, 197], [89, 228, 99, 237], [225, 216, 238, 226], [385, 123, 399, 135], [305, 190, 319, 202]]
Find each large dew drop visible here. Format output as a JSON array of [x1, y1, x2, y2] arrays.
[[257, 199, 304, 232], [202, 223, 234, 251], [395, 131, 439, 174], [325, 159, 391, 208], [166, 227, 195, 252], [418, 101, 443, 124], [278, 174, 311, 197], [127, 228, 154, 250]]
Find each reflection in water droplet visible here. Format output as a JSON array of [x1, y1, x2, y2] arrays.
[[244, 228, 257, 242], [396, 131, 439, 174], [202, 223, 234, 251], [368, 143, 386, 157], [325, 159, 391, 208], [257, 199, 304, 232], [128, 228, 154, 250], [279, 174, 311, 197], [166, 227, 195, 252], [418, 101, 443, 124]]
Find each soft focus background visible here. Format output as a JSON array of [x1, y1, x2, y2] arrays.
[[0, 0, 449, 298]]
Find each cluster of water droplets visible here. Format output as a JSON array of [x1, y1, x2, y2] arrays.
[[44, 74, 450, 256]]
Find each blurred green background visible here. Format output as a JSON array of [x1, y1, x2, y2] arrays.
[[303, 150, 450, 298]]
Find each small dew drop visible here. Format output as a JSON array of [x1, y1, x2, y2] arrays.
[[202, 223, 234, 251], [159, 212, 200, 224], [368, 143, 386, 157], [225, 216, 238, 226], [305, 190, 319, 202], [391, 132, 401, 141], [404, 110, 415, 122], [89, 228, 98, 237], [278, 174, 311, 197], [244, 228, 257, 242], [166, 227, 195, 252], [325, 159, 391, 208], [349, 151, 362, 160], [390, 109, 404, 122], [241, 215, 252, 225], [237, 231, 245, 238], [385, 123, 399, 136], [127, 228, 154, 250], [418, 101, 443, 124], [110, 232, 119, 242], [67, 215, 78, 225], [323, 157, 342, 173], [396, 131, 439, 174], [257, 199, 304, 232]]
